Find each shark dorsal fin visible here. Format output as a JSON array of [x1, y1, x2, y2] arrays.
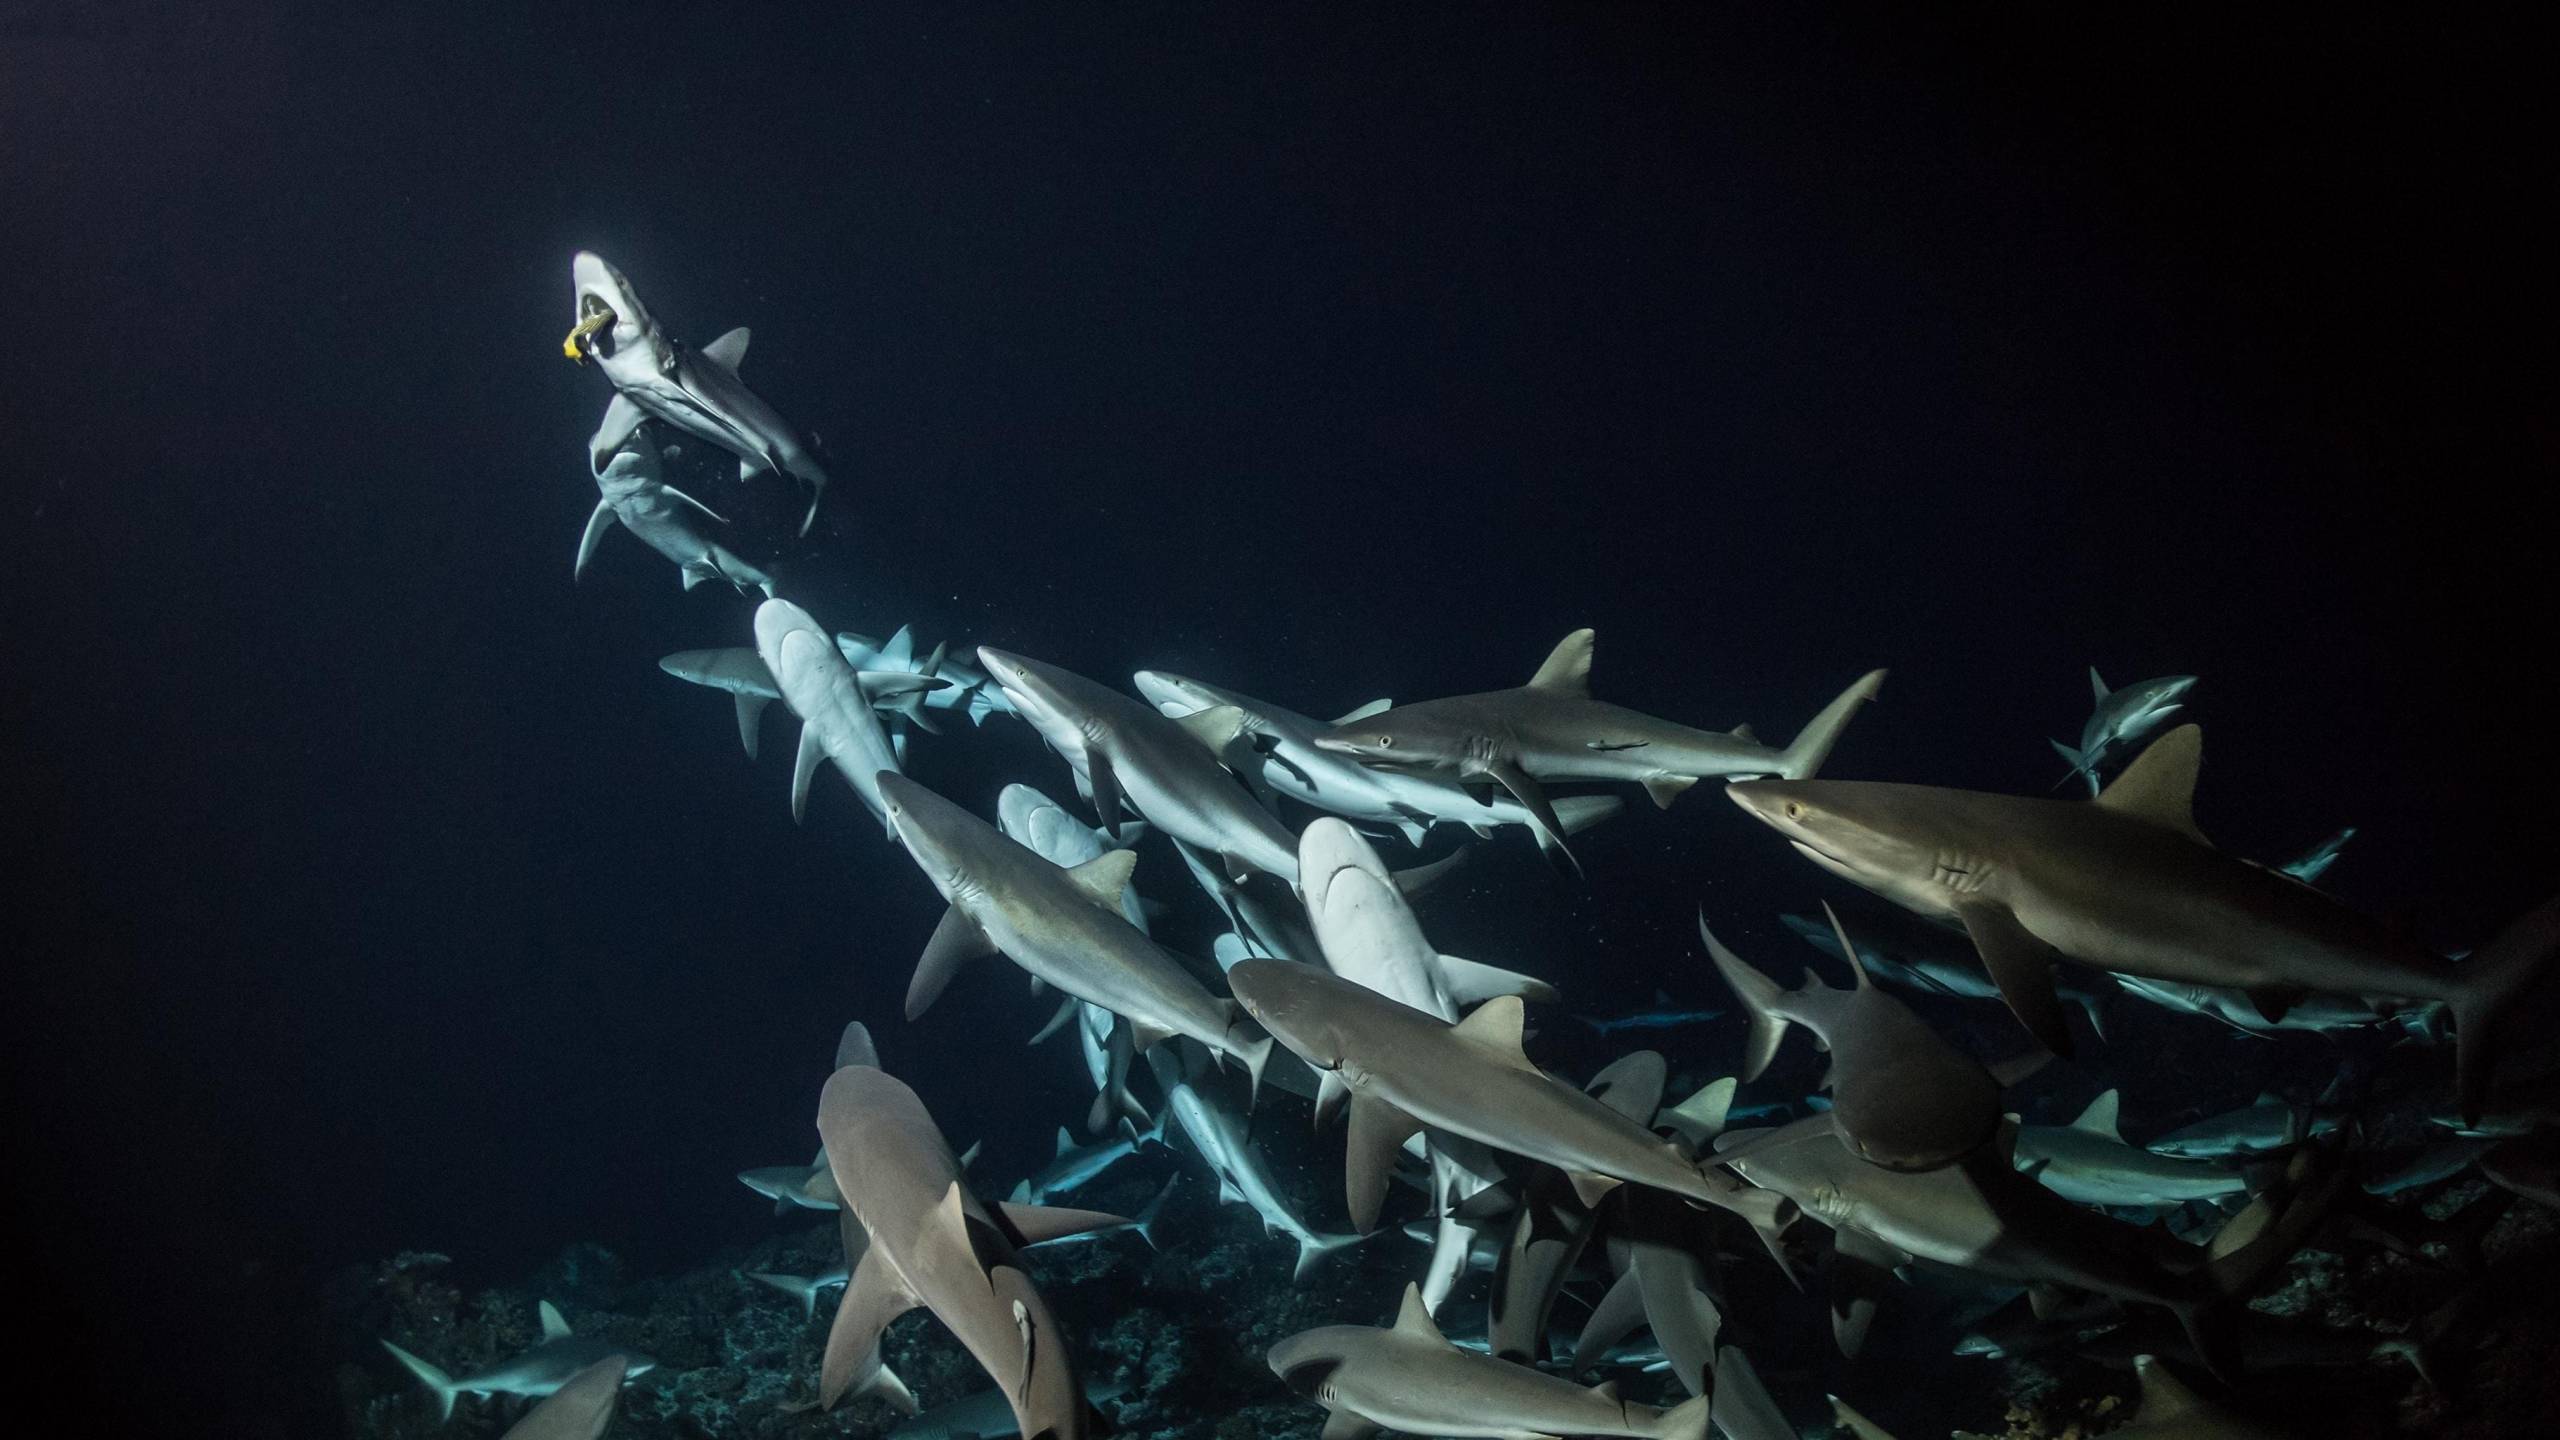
[[2094, 724, 2208, 844], [1172, 704, 1251, 760], [539, 1300, 573, 1341], [1728, 722, 1758, 742], [1449, 996, 1537, 1070], [1332, 698, 1393, 725], [835, 1021, 879, 1071], [1054, 1127, 1075, 1155], [1527, 629, 1596, 695], [1063, 850, 1139, 911], [2068, 1088, 2123, 1140], [881, 624, 917, 670], [1591, 1379, 1622, 1402], [1658, 1076, 1737, 1149], [2090, 666, 2111, 701], [2133, 1356, 2208, 1422], [1391, 1283, 1446, 1342], [702, 326, 750, 370]]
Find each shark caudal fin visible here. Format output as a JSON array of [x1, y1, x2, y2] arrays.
[[2450, 894, 2560, 1124], [1658, 1392, 1714, 1440], [1290, 1228, 1369, 1281], [379, 1340, 461, 1423], [1777, 669, 1887, 780], [1698, 915, 1793, 1081]]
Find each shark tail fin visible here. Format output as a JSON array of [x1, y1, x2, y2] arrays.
[[2047, 738, 2088, 791], [1776, 669, 1886, 780], [1699, 914, 1791, 1082], [1133, 1176, 1180, 1251], [2450, 894, 2560, 1124], [1290, 1228, 1368, 1282], [1660, 1392, 1714, 1440], [379, 1340, 460, 1423]]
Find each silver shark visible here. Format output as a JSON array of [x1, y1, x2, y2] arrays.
[[659, 645, 949, 762], [755, 599, 906, 831], [997, 781, 1154, 1131], [979, 648, 1303, 883], [1134, 669, 1625, 850], [1729, 727, 2556, 1119], [743, 1266, 849, 1320], [575, 431, 774, 596], [1312, 629, 1884, 871], [1779, 894, 2114, 1043], [843, 626, 1010, 726], [879, 772, 1275, 1093], [813, 1064, 1127, 1435], [566, 251, 830, 534], [1702, 907, 2002, 1171], [381, 1301, 656, 1423], [2013, 1090, 2255, 1210], [1267, 1284, 1711, 1440], [1224, 958, 1795, 1262], [1165, 1068, 1366, 1279], [2050, 668, 2196, 795], [1005, 1125, 1153, 1208], [2147, 1092, 2342, 1161]]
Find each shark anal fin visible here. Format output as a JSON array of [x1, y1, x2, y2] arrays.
[[1344, 1095, 1425, 1233], [906, 906, 999, 1019], [1954, 900, 2074, 1059]]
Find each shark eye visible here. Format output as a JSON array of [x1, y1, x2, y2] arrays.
[[1374, 735, 1393, 749], [1785, 802, 1804, 820]]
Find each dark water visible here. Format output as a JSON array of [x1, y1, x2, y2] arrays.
[[5, 5, 2551, 1436]]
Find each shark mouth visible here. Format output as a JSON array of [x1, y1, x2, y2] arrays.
[[563, 297, 618, 363], [1787, 838, 1873, 888]]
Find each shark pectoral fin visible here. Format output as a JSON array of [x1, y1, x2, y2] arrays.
[[2090, 666, 2112, 701], [701, 325, 750, 370], [1314, 1068, 1351, 1130], [1450, 996, 1541, 1071], [1954, 900, 2074, 1059], [589, 392, 645, 467], [906, 907, 999, 1020], [1345, 1095, 1426, 1232], [1825, 1228, 1906, 1359], [661, 483, 729, 525], [819, 1249, 919, 1410], [1571, 1268, 1648, 1370], [995, 1200, 1134, 1248], [1085, 753, 1123, 827], [1641, 775, 1696, 809], [732, 693, 770, 761], [1436, 954, 1560, 1006], [791, 724, 825, 823], [1061, 849, 1139, 912], [1484, 760, 1579, 874], [1527, 628, 1596, 694], [1319, 1411, 1383, 1440], [574, 497, 618, 580], [1565, 1170, 1624, 1208], [2094, 724, 2209, 845], [1028, 995, 1079, 1045]]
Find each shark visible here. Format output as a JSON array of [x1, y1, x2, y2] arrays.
[[2276, 825, 2357, 885], [1714, 1114, 2321, 1375], [1005, 1125, 1154, 1207], [997, 781, 1156, 1131], [743, 1266, 850, 1320], [658, 645, 949, 762], [738, 1160, 839, 1212], [2108, 970, 2444, 1043], [2013, 1091, 2256, 1210], [1571, 995, 1727, 1035], [755, 599, 907, 830], [1701, 907, 2004, 1171], [812, 1064, 1127, 1434], [1297, 817, 1550, 1308], [978, 647, 1305, 883], [1727, 726, 2557, 1119], [878, 772, 1276, 1094], [1133, 669, 1625, 851], [1267, 1284, 1712, 1440], [1224, 958, 1796, 1266], [381, 1301, 656, 1423], [2050, 668, 2196, 795], [496, 1354, 627, 1440], [1311, 630, 1884, 871], [575, 430, 774, 596], [841, 626, 1011, 726], [1164, 1065, 1367, 1280], [565, 251, 830, 534], [2147, 1093, 2343, 1161]]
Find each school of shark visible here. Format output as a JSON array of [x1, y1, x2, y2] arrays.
[[370, 252, 2560, 1440]]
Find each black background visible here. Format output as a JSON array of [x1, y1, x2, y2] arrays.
[[3, 4, 2551, 1433]]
